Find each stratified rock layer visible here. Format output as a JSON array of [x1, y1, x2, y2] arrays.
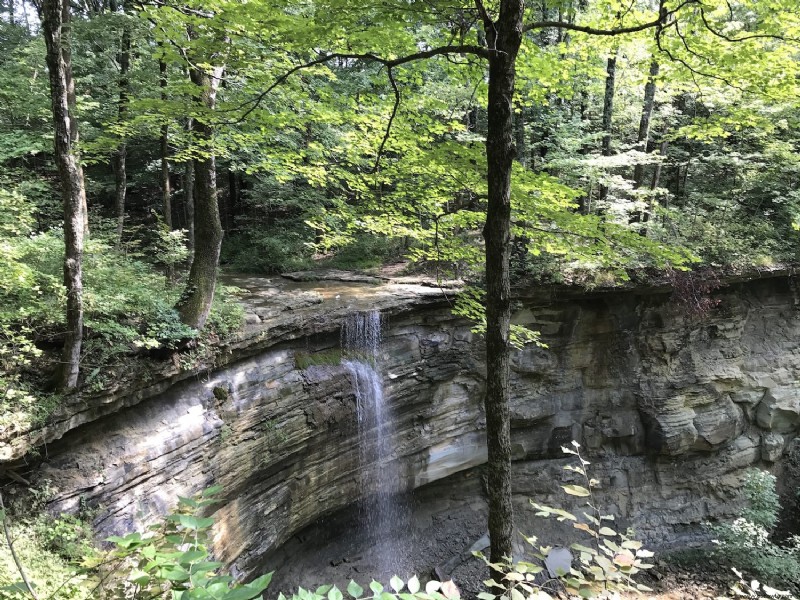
[[11, 274, 800, 580]]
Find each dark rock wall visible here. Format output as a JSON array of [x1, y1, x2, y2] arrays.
[[23, 276, 800, 579]]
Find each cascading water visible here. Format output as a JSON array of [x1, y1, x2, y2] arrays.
[[342, 311, 409, 580]]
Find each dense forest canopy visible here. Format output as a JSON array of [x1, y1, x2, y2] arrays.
[[1, 0, 799, 582]]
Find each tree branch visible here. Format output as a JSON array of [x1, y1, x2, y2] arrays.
[[698, 6, 797, 43], [217, 45, 489, 124], [523, 0, 695, 35], [371, 65, 400, 173]]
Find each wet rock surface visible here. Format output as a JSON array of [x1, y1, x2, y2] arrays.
[[6, 273, 800, 587]]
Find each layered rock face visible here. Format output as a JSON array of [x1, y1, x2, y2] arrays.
[[16, 274, 800, 580]]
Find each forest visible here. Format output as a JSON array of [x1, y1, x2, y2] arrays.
[[1, 0, 800, 598]]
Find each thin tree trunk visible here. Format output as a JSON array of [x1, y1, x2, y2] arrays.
[[184, 118, 195, 258], [7, 0, 14, 25], [42, 0, 85, 390], [600, 54, 616, 157], [159, 58, 172, 231], [159, 56, 174, 280], [482, 0, 523, 569], [598, 52, 617, 202], [176, 63, 224, 330], [633, 59, 659, 189], [651, 139, 668, 191], [60, 0, 88, 234], [113, 21, 130, 248]]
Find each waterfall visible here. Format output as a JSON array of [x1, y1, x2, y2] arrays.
[[342, 311, 409, 580]]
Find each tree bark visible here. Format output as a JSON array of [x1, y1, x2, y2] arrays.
[[42, 0, 85, 390], [158, 56, 175, 280], [598, 52, 616, 203], [184, 145, 195, 258], [651, 139, 668, 192], [176, 64, 224, 330], [113, 21, 130, 248], [514, 102, 527, 168], [600, 53, 617, 158], [159, 58, 172, 231], [633, 59, 659, 189], [59, 0, 88, 234], [482, 0, 524, 569]]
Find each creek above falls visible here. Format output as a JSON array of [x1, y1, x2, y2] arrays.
[[6, 270, 800, 592]]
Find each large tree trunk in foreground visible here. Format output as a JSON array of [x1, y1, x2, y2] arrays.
[[42, 0, 85, 390], [482, 0, 524, 568], [176, 65, 223, 330]]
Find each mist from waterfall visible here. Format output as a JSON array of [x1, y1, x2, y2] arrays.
[[342, 311, 410, 580]]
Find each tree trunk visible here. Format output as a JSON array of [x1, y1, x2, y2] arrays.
[[113, 22, 130, 248], [598, 53, 616, 202], [482, 0, 524, 569], [158, 56, 175, 280], [600, 54, 616, 158], [184, 117, 196, 257], [60, 0, 88, 234], [651, 139, 668, 191], [159, 58, 172, 231], [42, 0, 85, 390], [633, 59, 659, 189], [176, 64, 224, 330]]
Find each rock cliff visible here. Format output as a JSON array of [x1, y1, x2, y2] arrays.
[[4, 272, 800, 584]]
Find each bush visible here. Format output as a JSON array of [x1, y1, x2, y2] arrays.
[[712, 470, 800, 593], [1, 487, 461, 600], [223, 228, 313, 274]]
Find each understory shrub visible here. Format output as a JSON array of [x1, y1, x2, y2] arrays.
[[712, 471, 800, 595], [1, 188, 245, 432], [223, 228, 313, 274], [479, 442, 654, 600]]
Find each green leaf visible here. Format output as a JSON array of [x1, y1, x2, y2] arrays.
[[562, 485, 591, 497], [369, 581, 383, 595], [347, 581, 364, 598], [178, 514, 216, 531], [328, 586, 343, 600], [407, 576, 420, 594]]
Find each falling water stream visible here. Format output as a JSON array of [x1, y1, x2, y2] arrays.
[[342, 311, 409, 580]]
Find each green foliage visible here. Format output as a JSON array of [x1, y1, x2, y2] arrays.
[[719, 568, 797, 600], [453, 287, 545, 350], [276, 577, 461, 600], [97, 487, 273, 600], [0, 484, 96, 600], [711, 471, 800, 594], [224, 228, 313, 275], [2, 486, 461, 600], [742, 471, 781, 531], [324, 235, 405, 271], [479, 441, 654, 599], [295, 349, 343, 370]]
